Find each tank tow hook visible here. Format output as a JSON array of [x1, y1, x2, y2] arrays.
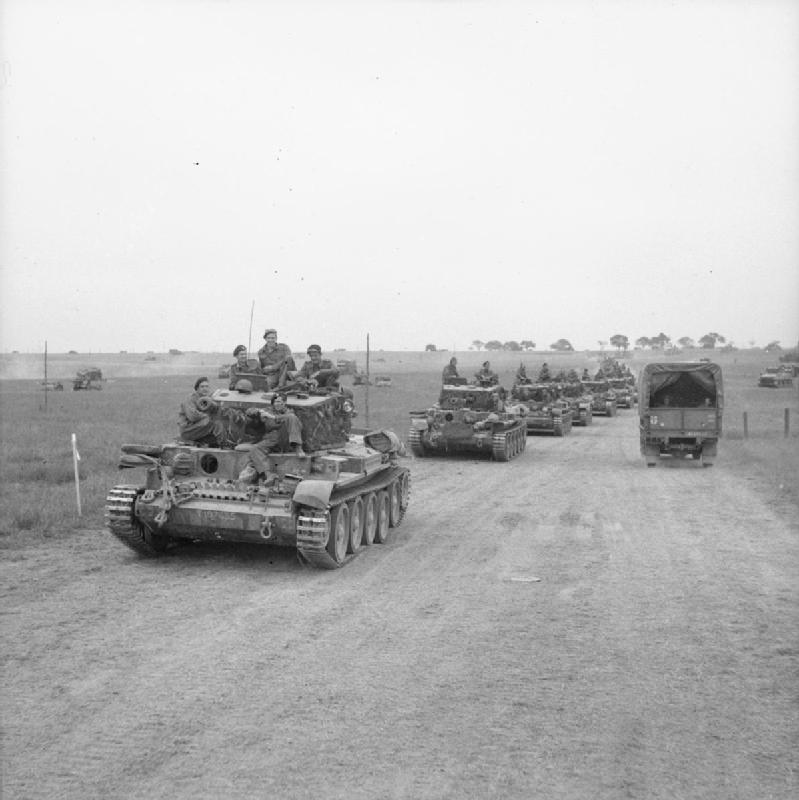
[[259, 488, 275, 541]]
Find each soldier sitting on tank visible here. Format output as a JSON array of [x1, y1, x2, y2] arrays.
[[515, 363, 532, 385], [474, 361, 499, 386], [228, 345, 262, 390], [538, 362, 552, 382], [238, 394, 305, 482], [442, 357, 459, 383], [178, 377, 228, 447], [257, 328, 296, 389], [291, 344, 341, 391]]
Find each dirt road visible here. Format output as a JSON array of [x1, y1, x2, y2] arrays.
[[2, 414, 797, 799]]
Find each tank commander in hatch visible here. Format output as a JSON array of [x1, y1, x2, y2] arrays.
[[474, 361, 499, 386], [178, 377, 228, 447], [238, 393, 305, 482], [442, 357, 459, 383], [257, 328, 295, 389], [228, 345, 261, 390], [515, 362, 532, 385], [294, 344, 341, 391]]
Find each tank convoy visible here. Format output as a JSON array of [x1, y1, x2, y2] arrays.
[[580, 379, 618, 417], [510, 381, 573, 436], [409, 379, 527, 461], [106, 374, 410, 569], [607, 378, 635, 408]]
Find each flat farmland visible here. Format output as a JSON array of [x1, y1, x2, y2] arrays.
[[1, 351, 797, 799]]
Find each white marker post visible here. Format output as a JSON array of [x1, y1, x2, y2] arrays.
[[71, 433, 82, 516]]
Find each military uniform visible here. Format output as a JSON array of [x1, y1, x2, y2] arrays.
[[229, 358, 261, 390], [178, 391, 227, 446], [257, 342, 295, 389], [474, 367, 499, 386], [245, 408, 304, 474], [442, 364, 459, 383], [298, 358, 340, 389]]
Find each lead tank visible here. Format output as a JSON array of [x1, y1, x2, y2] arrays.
[[408, 381, 527, 461], [105, 379, 410, 568]]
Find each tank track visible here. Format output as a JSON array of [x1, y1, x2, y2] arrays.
[[296, 466, 410, 569], [492, 425, 526, 462], [105, 485, 169, 557], [407, 427, 426, 457]]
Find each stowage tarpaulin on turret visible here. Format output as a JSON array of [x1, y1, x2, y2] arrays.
[[638, 362, 723, 413]]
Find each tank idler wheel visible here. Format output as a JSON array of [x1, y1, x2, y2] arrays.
[[362, 493, 378, 546], [374, 490, 391, 544], [388, 481, 403, 528], [326, 504, 350, 565], [347, 497, 364, 554]]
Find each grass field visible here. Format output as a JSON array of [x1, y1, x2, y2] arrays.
[[1, 349, 797, 538]]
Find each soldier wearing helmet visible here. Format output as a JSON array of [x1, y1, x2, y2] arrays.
[[228, 344, 261, 390], [257, 328, 295, 389]]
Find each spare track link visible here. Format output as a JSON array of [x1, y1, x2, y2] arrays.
[[296, 466, 410, 570], [105, 485, 166, 557]]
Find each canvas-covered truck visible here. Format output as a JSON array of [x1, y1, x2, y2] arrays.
[[638, 361, 723, 467], [106, 382, 410, 569]]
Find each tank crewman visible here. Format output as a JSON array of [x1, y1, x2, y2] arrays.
[[515, 362, 532, 385], [178, 377, 228, 446], [238, 393, 305, 482], [229, 345, 262, 390], [474, 361, 499, 386], [538, 362, 552, 382], [295, 344, 340, 390], [257, 328, 295, 389], [442, 357, 459, 383], [581, 368, 591, 381]]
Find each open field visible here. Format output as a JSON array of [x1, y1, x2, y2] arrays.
[[1, 349, 798, 798]]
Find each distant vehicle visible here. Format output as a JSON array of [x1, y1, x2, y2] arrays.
[[218, 365, 231, 379], [409, 383, 526, 461], [40, 380, 64, 391], [758, 367, 794, 388], [580, 380, 618, 417], [374, 375, 393, 388], [607, 378, 635, 408], [73, 368, 104, 390], [639, 361, 722, 467], [510, 382, 573, 436], [336, 359, 358, 375], [168, 349, 183, 356], [144, 355, 157, 362]]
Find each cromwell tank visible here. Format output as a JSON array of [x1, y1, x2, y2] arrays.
[[580, 379, 618, 417], [408, 381, 527, 461], [105, 379, 410, 569], [510, 382, 573, 436], [560, 381, 593, 426]]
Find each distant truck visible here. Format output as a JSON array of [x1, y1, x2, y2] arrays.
[[638, 361, 723, 467], [73, 368, 104, 390], [757, 367, 793, 388]]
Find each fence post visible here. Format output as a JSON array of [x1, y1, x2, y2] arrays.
[[743, 411, 748, 439], [785, 408, 790, 438]]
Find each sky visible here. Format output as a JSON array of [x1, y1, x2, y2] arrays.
[[1, 0, 797, 355]]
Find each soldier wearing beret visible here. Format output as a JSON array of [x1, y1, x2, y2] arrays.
[[178, 377, 227, 446], [257, 328, 295, 389], [297, 345, 340, 390], [228, 344, 261, 390]]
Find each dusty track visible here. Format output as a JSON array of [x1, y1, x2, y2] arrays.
[[2, 412, 797, 799]]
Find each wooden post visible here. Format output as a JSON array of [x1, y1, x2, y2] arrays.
[[743, 411, 748, 439], [71, 433, 82, 516], [365, 333, 370, 429], [785, 408, 790, 438], [44, 340, 48, 412]]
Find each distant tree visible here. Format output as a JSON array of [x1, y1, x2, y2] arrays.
[[168, 348, 183, 355], [677, 336, 694, 348], [650, 332, 671, 349], [503, 340, 522, 351], [520, 340, 536, 350], [748, 339, 756, 349], [721, 342, 737, 353], [598, 340, 608, 351], [699, 332, 726, 349], [610, 334, 629, 353], [635, 336, 651, 349], [425, 344, 437, 352], [472, 340, 484, 351], [484, 340, 503, 351], [764, 340, 781, 353], [550, 339, 574, 351]]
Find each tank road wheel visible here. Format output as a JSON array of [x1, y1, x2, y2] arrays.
[[105, 486, 170, 557], [347, 497, 364, 554], [374, 490, 391, 544], [326, 504, 350, 565], [408, 427, 426, 457], [492, 431, 510, 462], [362, 492, 378, 546]]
